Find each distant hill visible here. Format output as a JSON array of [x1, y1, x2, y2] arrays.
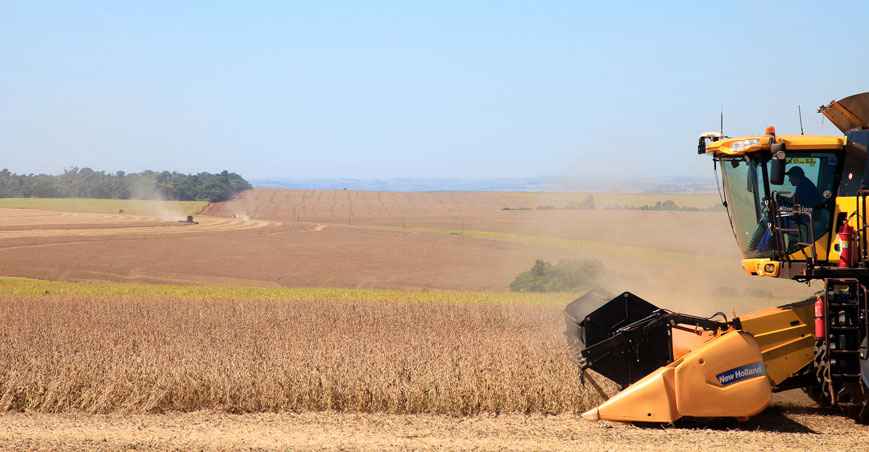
[[252, 177, 716, 193]]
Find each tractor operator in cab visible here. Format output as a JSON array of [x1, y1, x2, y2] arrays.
[[777, 165, 827, 252], [785, 166, 822, 208], [749, 165, 824, 254]]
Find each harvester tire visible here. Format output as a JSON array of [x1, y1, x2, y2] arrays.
[[806, 342, 833, 407]]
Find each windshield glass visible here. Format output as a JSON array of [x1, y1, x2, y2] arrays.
[[720, 153, 838, 259]]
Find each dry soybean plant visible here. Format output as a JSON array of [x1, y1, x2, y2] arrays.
[[0, 286, 605, 415]]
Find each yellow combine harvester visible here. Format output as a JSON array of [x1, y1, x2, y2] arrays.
[[565, 92, 869, 423]]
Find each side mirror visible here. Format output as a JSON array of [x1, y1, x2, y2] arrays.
[[769, 143, 786, 185], [697, 136, 706, 154]]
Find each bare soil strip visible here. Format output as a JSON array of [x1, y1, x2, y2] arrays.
[[1, 407, 867, 451]]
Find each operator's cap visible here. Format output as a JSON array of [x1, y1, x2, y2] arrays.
[[785, 166, 805, 177]]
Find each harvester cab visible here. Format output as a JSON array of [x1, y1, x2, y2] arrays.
[[567, 92, 869, 424]]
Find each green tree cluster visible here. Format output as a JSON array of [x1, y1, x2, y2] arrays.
[[0, 168, 251, 202], [509, 259, 603, 292]]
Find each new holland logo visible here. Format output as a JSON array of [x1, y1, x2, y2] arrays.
[[716, 362, 766, 386]]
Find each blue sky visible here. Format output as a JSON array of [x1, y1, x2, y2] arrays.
[[2, 1, 867, 181]]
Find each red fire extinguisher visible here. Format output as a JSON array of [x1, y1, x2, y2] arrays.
[[838, 222, 853, 268], [814, 295, 825, 340]]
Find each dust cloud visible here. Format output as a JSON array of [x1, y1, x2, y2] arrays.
[[502, 190, 816, 317], [128, 182, 191, 222], [204, 189, 818, 314]]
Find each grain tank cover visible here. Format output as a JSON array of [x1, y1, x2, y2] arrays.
[[820, 92, 869, 133]]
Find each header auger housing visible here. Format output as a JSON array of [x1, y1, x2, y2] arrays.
[[568, 92, 869, 424]]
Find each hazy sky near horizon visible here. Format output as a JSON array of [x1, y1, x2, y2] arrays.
[[3, 2, 868, 181]]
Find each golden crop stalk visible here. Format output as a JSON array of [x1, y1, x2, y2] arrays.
[[0, 281, 606, 415]]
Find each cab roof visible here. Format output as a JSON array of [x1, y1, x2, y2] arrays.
[[705, 134, 844, 157], [704, 92, 868, 158]]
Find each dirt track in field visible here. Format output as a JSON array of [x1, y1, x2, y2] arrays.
[[0, 208, 273, 239], [2, 399, 866, 451]]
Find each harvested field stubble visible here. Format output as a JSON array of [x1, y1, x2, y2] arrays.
[[0, 280, 603, 415]]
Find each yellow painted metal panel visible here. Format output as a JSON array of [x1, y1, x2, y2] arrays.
[[738, 301, 814, 385], [707, 134, 844, 157]]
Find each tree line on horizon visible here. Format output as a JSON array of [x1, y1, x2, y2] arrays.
[[0, 168, 252, 202]]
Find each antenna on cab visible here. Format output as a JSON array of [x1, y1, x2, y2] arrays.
[[720, 106, 724, 137], [798, 105, 805, 135]]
